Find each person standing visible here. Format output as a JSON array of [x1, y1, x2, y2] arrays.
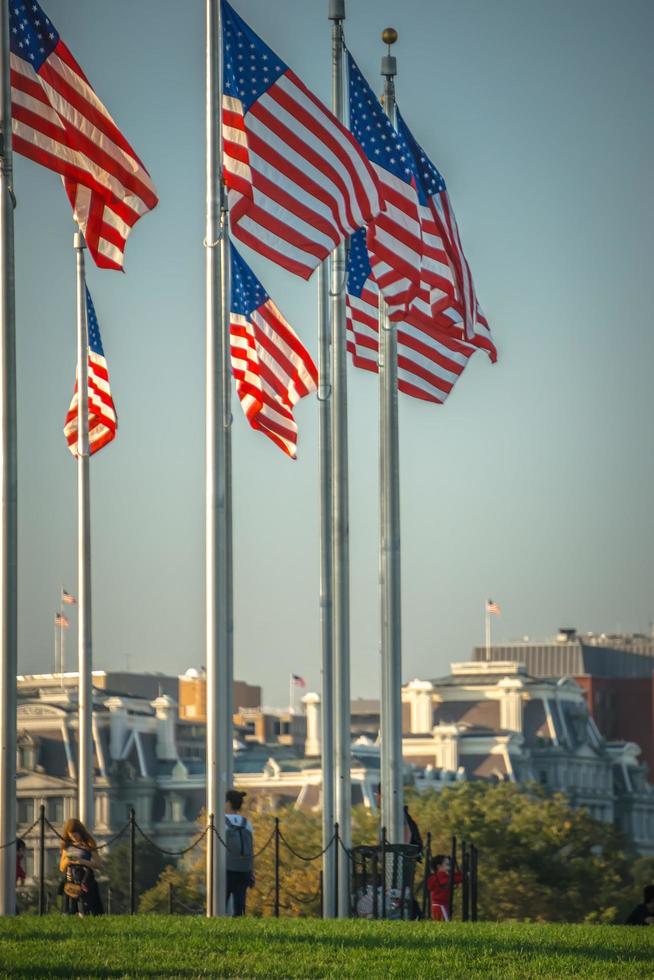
[[59, 818, 103, 916], [427, 853, 462, 921], [224, 790, 254, 917]]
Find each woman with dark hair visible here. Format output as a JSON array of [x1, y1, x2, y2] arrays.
[[224, 790, 254, 916], [59, 818, 103, 916]]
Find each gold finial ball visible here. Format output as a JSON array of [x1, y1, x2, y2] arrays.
[[381, 27, 398, 46]]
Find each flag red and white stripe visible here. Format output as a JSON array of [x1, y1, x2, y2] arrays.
[[230, 244, 317, 459], [9, 2, 158, 271], [221, 1, 381, 280], [346, 230, 475, 404], [64, 287, 117, 457]]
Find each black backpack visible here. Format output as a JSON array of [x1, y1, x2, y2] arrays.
[[225, 815, 254, 873]]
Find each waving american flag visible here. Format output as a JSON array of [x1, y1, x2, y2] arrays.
[[64, 287, 117, 457], [346, 229, 476, 404], [230, 243, 317, 458], [397, 109, 497, 363], [221, 0, 381, 280], [9, 1, 158, 270], [347, 53, 422, 317]]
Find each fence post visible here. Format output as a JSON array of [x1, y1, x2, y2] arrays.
[[471, 844, 478, 922], [129, 806, 136, 915], [333, 823, 339, 920], [168, 880, 174, 915], [107, 887, 112, 915], [38, 803, 45, 916], [461, 840, 469, 922], [380, 826, 387, 921], [274, 818, 280, 919], [319, 870, 324, 920], [447, 835, 457, 921], [422, 831, 432, 920]]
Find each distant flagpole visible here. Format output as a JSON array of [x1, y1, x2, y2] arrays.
[[0, 0, 18, 917], [74, 232, 94, 831], [327, 0, 351, 919], [378, 29, 404, 848], [485, 599, 501, 660], [205, 0, 231, 918]]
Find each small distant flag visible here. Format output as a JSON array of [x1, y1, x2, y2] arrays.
[[486, 599, 501, 616], [61, 590, 76, 606], [9, 0, 158, 270], [292, 674, 306, 687], [64, 287, 117, 457], [230, 243, 317, 459], [55, 613, 70, 629], [221, 0, 381, 279]]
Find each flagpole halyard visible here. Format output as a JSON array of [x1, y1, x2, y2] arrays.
[[0, 0, 18, 916], [74, 230, 94, 831], [378, 30, 404, 848]]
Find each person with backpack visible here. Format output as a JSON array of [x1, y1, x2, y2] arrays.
[[224, 789, 254, 916]]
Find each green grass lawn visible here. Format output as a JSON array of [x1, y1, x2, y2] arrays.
[[0, 917, 652, 979]]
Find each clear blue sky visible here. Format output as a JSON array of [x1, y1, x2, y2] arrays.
[[14, 1, 654, 706]]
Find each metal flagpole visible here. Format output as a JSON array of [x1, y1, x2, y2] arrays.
[[74, 232, 93, 830], [0, 0, 18, 914], [328, 0, 351, 918], [205, 0, 231, 917], [317, 255, 335, 918], [379, 29, 404, 846]]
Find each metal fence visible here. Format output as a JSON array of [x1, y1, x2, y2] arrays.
[[5, 807, 479, 920]]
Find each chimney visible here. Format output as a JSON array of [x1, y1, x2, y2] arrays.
[[302, 692, 321, 757], [151, 694, 178, 760], [405, 679, 434, 734]]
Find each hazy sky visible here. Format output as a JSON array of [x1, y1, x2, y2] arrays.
[[14, 1, 654, 706]]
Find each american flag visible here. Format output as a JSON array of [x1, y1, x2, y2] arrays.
[[347, 53, 422, 316], [221, 0, 381, 280], [396, 109, 497, 363], [230, 243, 317, 459], [54, 612, 69, 629], [486, 599, 501, 616], [292, 674, 306, 687], [64, 286, 117, 457], [61, 589, 76, 606], [346, 229, 476, 404], [9, 1, 158, 270]]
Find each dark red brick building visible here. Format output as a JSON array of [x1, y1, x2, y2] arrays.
[[474, 631, 654, 777]]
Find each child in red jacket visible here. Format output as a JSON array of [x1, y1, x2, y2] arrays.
[[427, 854, 462, 921]]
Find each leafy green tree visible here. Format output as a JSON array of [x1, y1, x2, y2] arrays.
[[405, 782, 634, 923], [101, 837, 169, 913]]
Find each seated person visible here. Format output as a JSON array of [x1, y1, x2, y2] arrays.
[[625, 885, 654, 925]]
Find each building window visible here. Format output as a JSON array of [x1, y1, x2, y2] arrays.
[[539, 771, 548, 786], [17, 798, 34, 825], [46, 797, 64, 825]]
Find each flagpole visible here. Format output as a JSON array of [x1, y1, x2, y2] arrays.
[[74, 232, 93, 830], [317, 253, 335, 916], [328, 0, 351, 918], [0, 0, 18, 916], [205, 0, 230, 917], [379, 29, 404, 847]]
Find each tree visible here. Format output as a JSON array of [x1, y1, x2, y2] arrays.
[[100, 837, 169, 914], [405, 782, 635, 923]]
